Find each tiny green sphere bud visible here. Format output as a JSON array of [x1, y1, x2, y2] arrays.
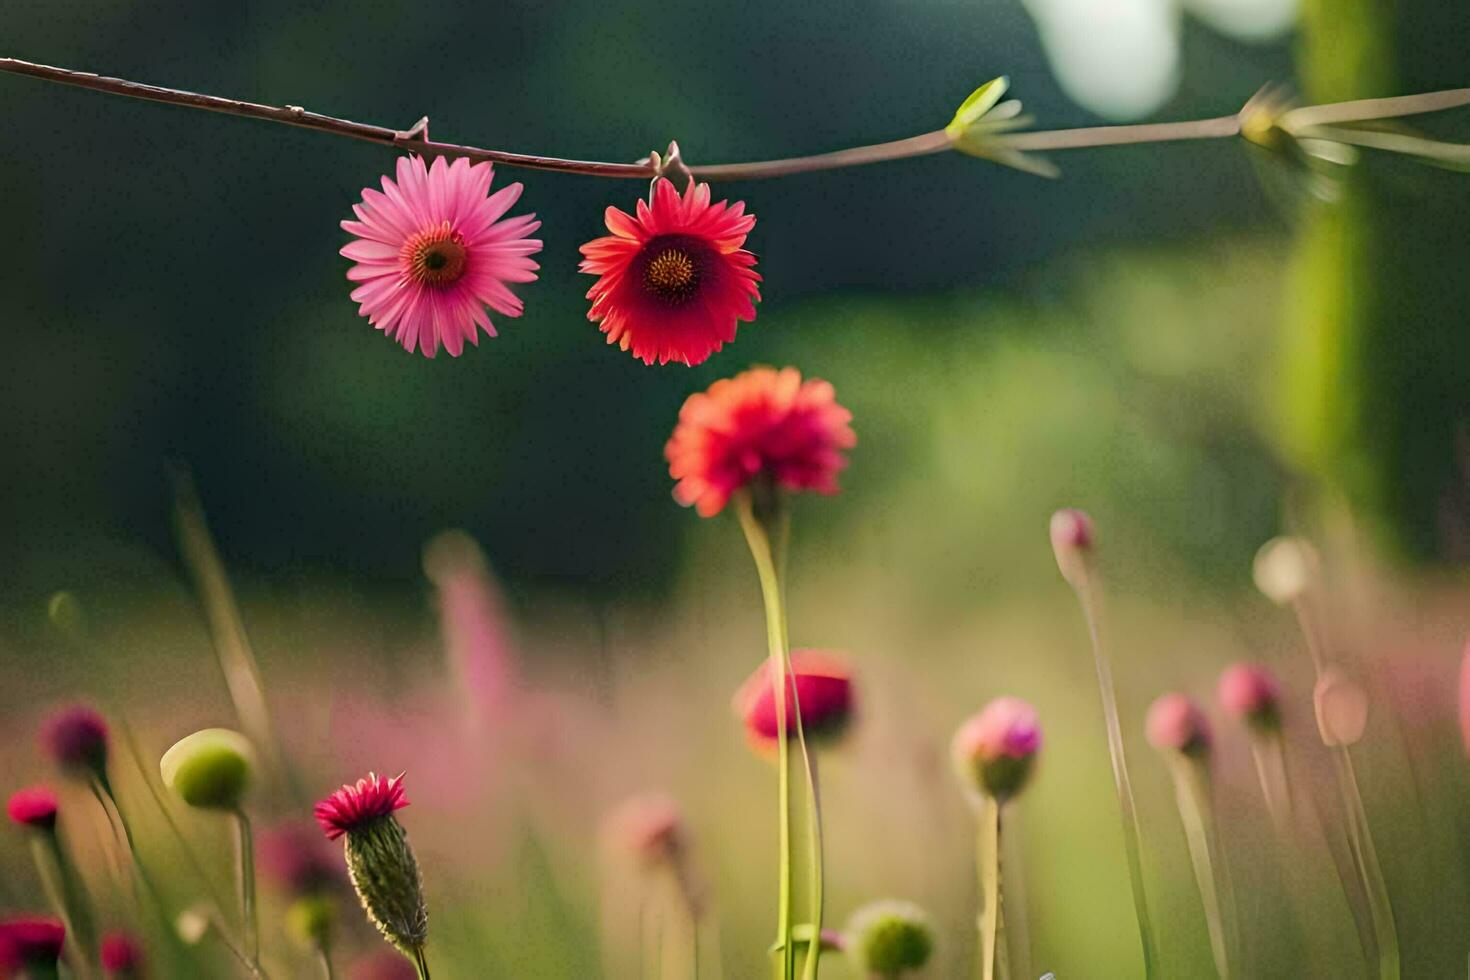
[[160, 728, 255, 810], [286, 895, 336, 951], [845, 899, 935, 977]]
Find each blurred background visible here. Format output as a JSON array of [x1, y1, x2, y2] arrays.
[[2, 0, 1469, 977]]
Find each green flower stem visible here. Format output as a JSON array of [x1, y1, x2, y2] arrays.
[[231, 808, 259, 963], [32, 833, 96, 975], [316, 945, 337, 980], [1071, 574, 1157, 976], [1167, 757, 1231, 979], [411, 945, 432, 980], [976, 796, 1006, 980], [1332, 746, 1399, 980], [1248, 733, 1293, 832]]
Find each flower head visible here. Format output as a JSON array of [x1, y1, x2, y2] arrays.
[[342, 155, 542, 358], [844, 900, 934, 976], [314, 773, 409, 842], [666, 367, 855, 517], [1049, 509, 1095, 589], [41, 704, 109, 777], [159, 728, 255, 810], [1146, 693, 1211, 757], [603, 793, 685, 868], [259, 822, 344, 895], [734, 650, 856, 750], [952, 697, 1042, 802], [579, 178, 760, 366], [1217, 662, 1282, 731], [1252, 536, 1318, 605], [0, 916, 65, 973], [6, 786, 58, 831], [100, 932, 144, 978], [1314, 668, 1368, 747]]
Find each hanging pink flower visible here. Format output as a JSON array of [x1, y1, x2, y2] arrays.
[[665, 366, 855, 517], [579, 178, 760, 366], [734, 649, 856, 749], [341, 156, 542, 358]]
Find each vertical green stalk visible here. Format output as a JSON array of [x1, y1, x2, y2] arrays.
[[1167, 758, 1231, 979], [976, 796, 1005, 980], [232, 809, 259, 963], [1247, 734, 1292, 832], [317, 946, 337, 980], [31, 834, 96, 973], [1332, 747, 1399, 979], [1072, 575, 1157, 975], [411, 946, 432, 980], [658, 867, 697, 980], [736, 489, 813, 980]]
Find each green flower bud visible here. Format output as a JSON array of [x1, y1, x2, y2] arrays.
[[286, 895, 336, 951], [343, 814, 427, 955], [845, 899, 935, 977], [160, 728, 255, 810]]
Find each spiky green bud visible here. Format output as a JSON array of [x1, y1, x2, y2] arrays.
[[343, 816, 427, 955]]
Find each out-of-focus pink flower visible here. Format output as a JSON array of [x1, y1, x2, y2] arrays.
[[665, 367, 855, 517], [1146, 693, 1210, 756], [6, 786, 58, 831], [1460, 643, 1470, 758], [579, 178, 760, 366], [603, 793, 685, 867], [341, 155, 542, 358], [347, 949, 419, 980], [1049, 509, 1095, 589], [734, 650, 856, 749], [100, 931, 144, 977], [258, 822, 344, 895], [1217, 662, 1282, 731], [1314, 668, 1369, 747], [423, 531, 516, 728], [41, 705, 109, 776], [0, 915, 65, 973], [314, 773, 409, 841], [952, 697, 1042, 801]]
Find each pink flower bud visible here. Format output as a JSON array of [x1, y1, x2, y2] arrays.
[[1314, 668, 1368, 747], [258, 822, 344, 896], [952, 697, 1042, 801], [100, 931, 145, 978], [1217, 663, 1282, 731], [0, 916, 66, 973], [1049, 509, 1094, 588], [6, 786, 59, 831], [734, 650, 855, 750], [603, 793, 685, 867], [1459, 643, 1470, 759], [1146, 693, 1210, 756], [41, 705, 109, 777]]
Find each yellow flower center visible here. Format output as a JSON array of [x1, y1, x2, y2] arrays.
[[644, 247, 697, 298], [404, 222, 468, 286]]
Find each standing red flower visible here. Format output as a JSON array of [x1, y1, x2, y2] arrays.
[[579, 178, 760, 366], [734, 650, 856, 749], [665, 366, 855, 517]]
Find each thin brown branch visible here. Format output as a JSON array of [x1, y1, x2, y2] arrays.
[[999, 114, 1242, 151]]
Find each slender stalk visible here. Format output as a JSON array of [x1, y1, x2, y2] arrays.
[[1247, 733, 1292, 832], [798, 748, 825, 980], [976, 796, 1005, 980], [231, 809, 259, 963], [1071, 574, 1158, 975], [1332, 747, 1399, 980], [411, 946, 432, 980], [640, 892, 661, 980], [659, 866, 697, 980], [1167, 757, 1231, 979], [316, 946, 336, 980], [735, 490, 796, 980], [31, 835, 95, 979], [0, 58, 1463, 182]]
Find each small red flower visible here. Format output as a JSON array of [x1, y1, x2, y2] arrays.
[[0, 916, 65, 972], [1217, 662, 1282, 729], [1146, 693, 1211, 755], [6, 786, 58, 831], [579, 178, 761, 366], [41, 705, 109, 775], [313, 772, 409, 841], [665, 366, 855, 517], [100, 932, 144, 976], [735, 649, 856, 748]]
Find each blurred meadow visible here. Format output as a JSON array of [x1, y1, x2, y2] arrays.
[[2, 0, 1470, 978]]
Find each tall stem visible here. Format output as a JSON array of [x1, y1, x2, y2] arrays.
[[232, 809, 259, 963], [735, 490, 798, 980], [411, 946, 432, 980], [316, 946, 337, 980], [1072, 575, 1157, 975], [1168, 758, 1231, 979], [1332, 747, 1399, 979], [976, 796, 1006, 980]]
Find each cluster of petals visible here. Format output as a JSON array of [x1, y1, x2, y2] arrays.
[[666, 366, 855, 517], [953, 697, 1042, 763], [6, 786, 58, 830], [41, 705, 108, 773], [580, 178, 760, 366], [313, 772, 410, 841], [342, 155, 542, 358], [1217, 662, 1281, 724], [1146, 692, 1211, 754], [735, 649, 856, 747]]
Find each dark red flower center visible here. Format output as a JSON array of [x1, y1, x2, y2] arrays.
[[403, 222, 468, 286], [639, 236, 703, 304]]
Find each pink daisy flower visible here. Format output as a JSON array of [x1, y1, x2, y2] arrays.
[[313, 772, 409, 841], [579, 178, 761, 366], [665, 366, 855, 517], [341, 156, 542, 358]]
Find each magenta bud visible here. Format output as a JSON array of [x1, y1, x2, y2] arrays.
[[6, 786, 59, 831], [735, 650, 855, 751], [100, 931, 145, 978], [952, 697, 1042, 802], [1217, 663, 1282, 732], [0, 915, 66, 973], [1314, 668, 1368, 747], [1049, 509, 1094, 588], [1146, 693, 1210, 757], [603, 793, 685, 868], [41, 705, 109, 778]]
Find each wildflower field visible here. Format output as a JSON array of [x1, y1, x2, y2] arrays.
[[2, 1, 1470, 978]]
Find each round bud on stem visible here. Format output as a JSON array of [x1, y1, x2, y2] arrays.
[[41, 705, 109, 780], [1217, 662, 1282, 732], [7, 786, 59, 832], [160, 729, 255, 810], [1049, 509, 1095, 589], [1146, 693, 1211, 758], [1252, 536, 1318, 606], [0, 915, 66, 976], [844, 899, 935, 977], [734, 649, 856, 751], [100, 932, 145, 978], [951, 697, 1042, 804], [1314, 668, 1369, 747], [602, 793, 685, 868]]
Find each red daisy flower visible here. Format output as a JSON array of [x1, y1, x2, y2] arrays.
[[734, 649, 856, 749], [665, 366, 855, 517], [6, 786, 58, 831], [579, 178, 760, 366], [313, 772, 409, 841]]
